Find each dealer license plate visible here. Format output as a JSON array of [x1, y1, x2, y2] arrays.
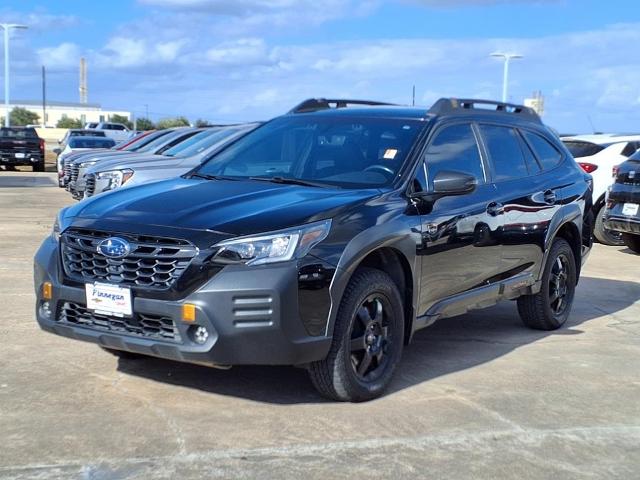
[[85, 282, 132, 317], [622, 203, 639, 216]]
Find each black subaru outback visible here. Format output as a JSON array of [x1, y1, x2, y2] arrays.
[[34, 98, 593, 401]]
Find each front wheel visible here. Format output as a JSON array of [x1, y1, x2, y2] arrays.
[[517, 238, 576, 330], [308, 268, 404, 402], [622, 233, 640, 253]]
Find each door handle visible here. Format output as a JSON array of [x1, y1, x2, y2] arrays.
[[543, 190, 557, 204], [486, 202, 504, 216]]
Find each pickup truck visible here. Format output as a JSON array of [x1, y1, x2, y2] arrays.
[[87, 122, 132, 143], [0, 127, 45, 172]]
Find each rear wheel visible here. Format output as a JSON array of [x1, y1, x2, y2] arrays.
[[593, 204, 624, 246], [33, 161, 45, 172], [517, 238, 576, 330], [308, 268, 404, 402], [622, 233, 640, 253]]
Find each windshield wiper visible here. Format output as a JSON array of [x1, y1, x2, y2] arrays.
[[248, 176, 326, 188], [189, 172, 239, 181]]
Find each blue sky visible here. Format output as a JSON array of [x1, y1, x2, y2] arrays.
[[2, 0, 640, 132]]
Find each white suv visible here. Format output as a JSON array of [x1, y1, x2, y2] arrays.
[[562, 134, 640, 245], [87, 122, 132, 143]]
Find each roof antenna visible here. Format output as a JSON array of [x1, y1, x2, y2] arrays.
[[587, 115, 596, 134]]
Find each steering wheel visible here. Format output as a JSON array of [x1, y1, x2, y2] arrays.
[[364, 165, 395, 178]]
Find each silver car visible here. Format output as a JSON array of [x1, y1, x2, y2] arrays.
[[83, 124, 259, 198]]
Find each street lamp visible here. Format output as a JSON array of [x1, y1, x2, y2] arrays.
[[490, 52, 523, 103], [1, 23, 28, 127]]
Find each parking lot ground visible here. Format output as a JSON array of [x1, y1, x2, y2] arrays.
[[0, 172, 639, 480]]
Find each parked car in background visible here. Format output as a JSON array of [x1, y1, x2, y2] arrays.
[[562, 134, 640, 245], [35, 98, 593, 401], [55, 136, 116, 187], [0, 127, 45, 172], [58, 129, 106, 148], [84, 123, 260, 197], [604, 151, 640, 253], [84, 122, 98, 129], [86, 122, 132, 143], [66, 128, 202, 199]]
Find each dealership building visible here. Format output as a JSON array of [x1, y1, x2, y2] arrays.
[[4, 100, 131, 127]]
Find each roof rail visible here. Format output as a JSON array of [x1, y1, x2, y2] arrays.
[[428, 98, 541, 123], [289, 98, 397, 114]]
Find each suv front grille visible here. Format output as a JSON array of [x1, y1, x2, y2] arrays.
[[85, 174, 96, 197], [61, 229, 198, 290], [70, 163, 80, 183], [58, 301, 181, 342]]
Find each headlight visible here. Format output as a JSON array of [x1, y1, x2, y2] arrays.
[[96, 169, 134, 191], [52, 216, 61, 242], [213, 219, 331, 266]]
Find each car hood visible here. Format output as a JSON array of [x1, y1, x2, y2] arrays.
[[65, 177, 378, 238], [86, 154, 168, 173]]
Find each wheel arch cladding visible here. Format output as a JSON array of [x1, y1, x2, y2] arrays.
[[554, 221, 582, 282], [342, 247, 415, 345]]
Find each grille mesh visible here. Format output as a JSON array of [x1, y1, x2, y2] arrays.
[[61, 229, 198, 290], [58, 301, 181, 342]]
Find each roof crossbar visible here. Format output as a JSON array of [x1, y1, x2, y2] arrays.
[[428, 98, 541, 123], [290, 98, 397, 114]]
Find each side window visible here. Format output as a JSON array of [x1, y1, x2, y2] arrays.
[[113, 124, 125, 131], [522, 131, 563, 170], [517, 132, 542, 174], [424, 123, 485, 189], [479, 124, 528, 182]]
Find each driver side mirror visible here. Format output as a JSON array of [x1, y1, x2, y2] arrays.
[[410, 170, 477, 205]]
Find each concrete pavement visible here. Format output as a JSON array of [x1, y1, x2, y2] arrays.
[[0, 172, 639, 479]]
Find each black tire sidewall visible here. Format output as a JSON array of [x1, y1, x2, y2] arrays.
[[540, 239, 577, 327], [594, 204, 624, 246], [622, 233, 640, 253], [334, 269, 404, 401]]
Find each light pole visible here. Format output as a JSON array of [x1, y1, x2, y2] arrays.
[[490, 52, 523, 103], [1, 23, 28, 127]]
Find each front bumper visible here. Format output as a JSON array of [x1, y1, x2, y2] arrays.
[[34, 236, 332, 366]]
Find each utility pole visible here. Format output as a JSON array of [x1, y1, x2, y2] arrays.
[[41, 65, 46, 126], [490, 52, 523, 103], [412, 85, 415, 106], [1, 23, 28, 127]]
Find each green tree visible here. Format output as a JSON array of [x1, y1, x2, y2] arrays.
[[135, 117, 155, 130], [9, 107, 40, 126], [109, 114, 133, 129], [156, 116, 190, 129], [195, 118, 210, 127], [56, 117, 83, 129]]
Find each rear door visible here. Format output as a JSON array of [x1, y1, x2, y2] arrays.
[[478, 124, 564, 281], [415, 122, 503, 315]]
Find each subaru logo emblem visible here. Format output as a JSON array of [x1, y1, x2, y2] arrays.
[[97, 237, 130, 258]]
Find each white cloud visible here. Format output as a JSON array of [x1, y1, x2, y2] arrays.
[[37, 42, 81, 70]]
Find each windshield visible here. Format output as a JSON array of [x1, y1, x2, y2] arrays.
[[163, 129, 213, 156], [172, 126, 250, 158], [69, 137, 116, 149], [135, 130, 188, 153], [562, 140, 606, 158], [196, 116, 423, 188]]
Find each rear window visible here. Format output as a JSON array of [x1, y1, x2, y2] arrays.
[[0, 127, 38, 139], [69, 130, 105, 137], [69, 137, 116, 149], [561, 140, 604, 158], [525, 132, 563, 169]]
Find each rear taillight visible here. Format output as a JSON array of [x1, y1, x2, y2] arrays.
[[612, 165, 620, 178], [39, 138, 45, 153], [578, 162, 598, 174]]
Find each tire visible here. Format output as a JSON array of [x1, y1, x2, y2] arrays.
[[308, 268, 404, 402], [100, 346, 145, 359], [33, 161, 45, 172], [517, 238, 576, 331], [622, 233, 640, 253], [593, 204, 624, 246]]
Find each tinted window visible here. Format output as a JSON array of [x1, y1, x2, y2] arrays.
[[479, 125, 528, 181], [524, 131, 563, 169], [0, 127, 38, 139], [562, 140, 604, 158], [198, 116, 423, 188], [69, 137, 116, 148], [424, 123, 484, 188], [621, 142, 640, 158], [518, 133, 542, 174]]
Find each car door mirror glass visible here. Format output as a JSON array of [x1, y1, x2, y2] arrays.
[[432, 170, 477, 195]]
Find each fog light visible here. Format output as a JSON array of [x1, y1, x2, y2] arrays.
[[40, 301, 52, 319], [42, 282, 52, 300], [192, 325, 209, 345]]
